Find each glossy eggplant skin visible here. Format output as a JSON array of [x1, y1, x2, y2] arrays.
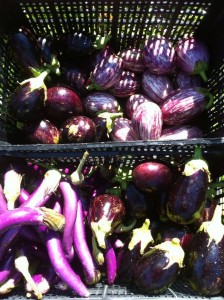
[[166, 169, 209, 224], [184, 231, 224, 295]]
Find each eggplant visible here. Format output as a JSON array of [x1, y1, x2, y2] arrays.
[[132, 161, 174, 193], [131, 101, 163, 140], [87, 193, 126, 249], [166, 147, 210, 224], [90, 45, 114, 70], [133, 238, 185, 294], [142, 36, 175, 74], [174, 71, 202, 89], [83, 92, 120, 117], [61, 32, 93, 57], [118, 48, 147, 73], [92, 116, 109, 142], [175, 37, 209, 82], [45, 86, 83, 124], [184, 204, 224, 295], [125, 94, 151, 119], [110, 117, 138, 142], [159, 125, 203, 140], [60, 115, 96, 143], [161, 87, 213, 126], [61, 66, 88, 95], [142, 71, 174, 105], [89, 54, 123, 90]]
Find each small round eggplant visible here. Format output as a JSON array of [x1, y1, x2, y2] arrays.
[[60, 116, 96, 143], [142, 71, 174, 105], [61, 66, 88, 95], [175, 37, 209, 82], [118, 48, 147, 73], [45, 86, 83, 124], [132, 161, 174, 193], [89, 54, 123, 90], [110, 117, 138, 142], [109, 70, 141, 98], [142, 36, 175, 74], [90, 45, 114, 70], [131, 101, 163, 140], [125, 94, 151, 119]]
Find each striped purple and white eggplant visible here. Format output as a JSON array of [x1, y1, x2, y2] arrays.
[[174, 70, 202, 89], [118, 48, 147, 73], [110, 117, 138, 142], [142, 36, 175, 74], [125, 94, 151, 119], [161, 87, 213, 126], [159, 125, 203, 140], [89, 54, 123, 90], [175, 37, 209, 82], [131, 101, 163, 140], [109, 70, 141, 98], [142, 71, 174, 105]]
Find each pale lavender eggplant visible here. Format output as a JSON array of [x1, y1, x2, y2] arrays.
[[161, 87, 213, 126], [175, 37, 209, 81], [73, 200, 101, 285], [142, 36, 175, 74], [0, 184, 7, 213], [0, 252, 14, 284], [89, 54, 123, 90], [132, 101, 163, 140], [118, 48, 147, 73], [125, 94, 151, 119], [159, 125, 203, 140], [59, 181, 78, 262], [110, 117, 138, 141], [109, 70, 141, 98], [83, 92, 120, 117], [174, 70, 202, 89], [104, 238, 117, 285], [142, 71, 174, 105], [45, 230, 90, 297]]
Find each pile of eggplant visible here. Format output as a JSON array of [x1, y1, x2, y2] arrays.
[[0, 146, 223, 298], [7, 27, 213, 144]]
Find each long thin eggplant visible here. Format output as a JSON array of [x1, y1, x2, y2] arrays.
[[104, 237, 117, 285]]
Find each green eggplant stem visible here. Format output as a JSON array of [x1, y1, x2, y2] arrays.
[[70, 151, 89, 186]]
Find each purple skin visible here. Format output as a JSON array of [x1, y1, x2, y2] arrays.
[[19, 226, 43, 244], [45, 230, 90, 297], [91, 45, 114, 70], [110, 117, 138, 142], [60, 115, 97, 143], [175, 37, 209, 81], [62, 67, 88, 94], [73, 200, 101, 285], [19, 188, 30, 204], [104, 238, 117, 285], [83, 92, 120, 117], [131, 101, 163, 140], [142, 36, 175, 74], [90, 54, 123, 90], [161, 87, 209, 126], [109, 70, 141, 98], [142, 71, 174, 105], [174, 70, 202, 89], [0, 252, 14, 284], [0, 184, 7, 213], [125, 94, 151, 119], [0, 228, 21, 263], [45, 86, 84, 124], [159, 125, 203, 140], [119, 48, 147, 73], [59, 181, 78, 262], [0, 269, 23, 295]]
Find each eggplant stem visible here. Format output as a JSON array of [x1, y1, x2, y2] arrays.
[[192, 146, 203, 160], [70, 151, 89, 186], [92, 236, 104, 265], [114, 218, 137, 233]]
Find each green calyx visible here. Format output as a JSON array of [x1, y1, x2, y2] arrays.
[[193, 60, 208, 82], [70, 151, 89, 186], [91, 216, 113, 249], [196, 87, 214, 110], [97, 111, 123, 136], [20, 69, 50, 95], [93, 33, 112, 50]]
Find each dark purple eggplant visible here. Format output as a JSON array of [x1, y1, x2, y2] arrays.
[[184, 204, 224, 295], [37, 35, 53, 65], [118, 48, 147, 73], [88, 54, 123, 90], [175, 37, 209, 82], [174, 70, 202, 89], [45, 86, 83, 123], [90, 45, 114, 70], [9, 26, 44, 76], [21, 119, 60, 144], [92, 116, 109, 142], [142, 36, 175, 74], [83, 92, 120, 117], [9, 70, 49, 122], [60, 115, 96, 143], [132, 161, 174, 193], [62, 32, 93, 56], [161, 87, 213, 126], [110, 117, 138, 142], [87, 193, 126, 249], [117, 219, 154, 284], [61, 66, 88, 95], [109, 70, 141, 98], [166, 147, 210, 224], [125, 94, 151, 119], [159, 125, 203, 140], [142, 71, 174, 105], [131, 101, 163, 140], [133, 238, 185, 294]]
